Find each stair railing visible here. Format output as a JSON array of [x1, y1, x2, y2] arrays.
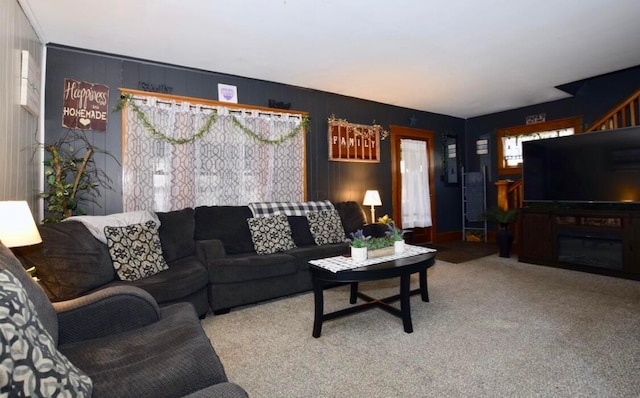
[[586, 88, 640, 132]]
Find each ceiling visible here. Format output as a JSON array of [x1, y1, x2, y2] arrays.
[[19, 0, 640, 118]]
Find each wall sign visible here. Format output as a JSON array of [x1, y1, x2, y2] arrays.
[[62, 78, 109, 132], [218, 83, 238, 103], [525, 113, 546, 125], [328, 115, 387, 163]]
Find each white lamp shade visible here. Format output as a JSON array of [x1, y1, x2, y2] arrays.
[[363, 190, 382, 206], [0, 201, 42, 248]]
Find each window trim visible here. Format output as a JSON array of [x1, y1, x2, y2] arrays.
[[496, 116, 583, 176]]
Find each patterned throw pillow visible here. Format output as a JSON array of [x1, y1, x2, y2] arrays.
[[104, 220, 169, 281], [0, 269, 93, 397], [306, 209, 347, 245], [247, 215, 297, 255]]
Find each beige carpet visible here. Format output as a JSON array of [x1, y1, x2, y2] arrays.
[[201, 255, 640, 397]]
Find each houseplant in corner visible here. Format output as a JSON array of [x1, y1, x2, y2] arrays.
[[347, 229, 370, 262], [482, 206, 519, 258], [41, 130, 117, 223]]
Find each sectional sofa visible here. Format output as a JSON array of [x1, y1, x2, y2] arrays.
[[17, 201, 382, 316], [1, 243, 248, 397]]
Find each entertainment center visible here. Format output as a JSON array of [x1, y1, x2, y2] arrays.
[[519, 205, 640, 279], [518, 126, 640, 280]]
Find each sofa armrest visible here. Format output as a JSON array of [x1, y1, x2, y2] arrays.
[[195, 239, 227, 264], [53, 285, 162, 345], [182, 382, 249, 398]]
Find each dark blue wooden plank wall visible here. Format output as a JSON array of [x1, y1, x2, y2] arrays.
[[44, 45, 466, 233]]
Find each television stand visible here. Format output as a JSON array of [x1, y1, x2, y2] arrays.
[[519, 204, 640, 280]]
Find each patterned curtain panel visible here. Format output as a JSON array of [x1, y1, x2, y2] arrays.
[[123, 96, 304, 212]]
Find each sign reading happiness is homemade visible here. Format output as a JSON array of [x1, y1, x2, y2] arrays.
[[62, 78, 109, 132], [328, 115, 386, 163]]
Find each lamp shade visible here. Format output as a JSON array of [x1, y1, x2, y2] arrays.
[[0, 201, 42, 248], [362, 190, 382, 206]]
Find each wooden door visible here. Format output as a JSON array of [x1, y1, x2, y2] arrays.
[[390, 125, 436, 244]]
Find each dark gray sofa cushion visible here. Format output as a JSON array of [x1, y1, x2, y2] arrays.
[[59, 303, 230, 398], [287, 216, 316, 246], [36, 221, 115, 301], [195, 206, 255, 254], [156, 207, 196, 262], [121, 256, 208, 305], [334, 201, 368, 235], [208, 253, 298, 284]]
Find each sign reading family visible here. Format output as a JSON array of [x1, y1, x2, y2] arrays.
[[62, 78, 109, 132], [328, 115, 386, 163]]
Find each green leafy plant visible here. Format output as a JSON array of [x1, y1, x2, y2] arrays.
[[385, 221, 407, 241], [115, 93, 309, 146], [481, 206, 519, 225], [366, 237, 395, 250], [41, 130, 117, 223], [377, 214, 407, 241], [346, 229, 371, 248]]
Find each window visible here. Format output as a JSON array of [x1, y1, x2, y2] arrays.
[[496, 116, 582, 175], [120, 90, 307, 211]]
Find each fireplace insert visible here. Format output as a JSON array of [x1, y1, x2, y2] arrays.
[[557, 230, 623, 270]]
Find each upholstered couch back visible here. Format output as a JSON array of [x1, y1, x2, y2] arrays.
[[16, 201, 368, 302], [194, 201, 368, 255]]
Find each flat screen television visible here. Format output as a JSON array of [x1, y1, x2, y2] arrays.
[[522, 126, 640, 204]]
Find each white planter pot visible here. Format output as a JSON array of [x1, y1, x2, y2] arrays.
[[351, 246, 368, 262], [394, 240, 405, 254]]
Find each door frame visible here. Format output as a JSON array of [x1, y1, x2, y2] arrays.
[[390, 125, 436, 243]]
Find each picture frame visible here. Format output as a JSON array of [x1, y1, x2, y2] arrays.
[[327, 116, 383, 163]]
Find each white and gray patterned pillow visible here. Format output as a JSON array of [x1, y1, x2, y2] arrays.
[[247, 215, 297, 255], [306, 209, 347, 245], [0, 269, 93, 397], [105, 220, 169, 281]]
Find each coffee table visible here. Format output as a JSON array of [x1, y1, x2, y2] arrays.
[[309, 250, 436, 337]]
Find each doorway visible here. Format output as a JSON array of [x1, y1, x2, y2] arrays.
[[390, 125, 436, 244]]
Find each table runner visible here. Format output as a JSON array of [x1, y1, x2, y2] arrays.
[[309, 245, 437, 273]]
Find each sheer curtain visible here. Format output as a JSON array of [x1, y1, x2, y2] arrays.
[[123, 95, 304, 212], [400, 139, 432, 228]]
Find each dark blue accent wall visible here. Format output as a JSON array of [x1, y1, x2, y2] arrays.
[[45, 44, 640, 237], [45, 45, 465, 233]]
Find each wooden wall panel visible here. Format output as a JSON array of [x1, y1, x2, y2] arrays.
[[0, 0, 43, 218], [45, 45, 466, 232]]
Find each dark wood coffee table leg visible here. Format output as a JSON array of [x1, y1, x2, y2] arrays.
[[400, 273, 413, 333], [349, 282, 358, 304], [312, 279, 324, 338], [419, 269, 429, 302]]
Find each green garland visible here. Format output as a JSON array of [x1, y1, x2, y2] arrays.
[[231, 114, 309, 145], [116, 93, 308, 145], [116, 94, 217, 145]]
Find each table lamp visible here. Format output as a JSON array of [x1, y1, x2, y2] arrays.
[[363, 190, 382, 223], [0, 201, 42, 248]]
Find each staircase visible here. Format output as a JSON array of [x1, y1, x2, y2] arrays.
[[585, 88, 640, 132]]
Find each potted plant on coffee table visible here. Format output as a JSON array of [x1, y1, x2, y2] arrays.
[[347, 229, 370, 262], [385, 221, 407, 254]]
